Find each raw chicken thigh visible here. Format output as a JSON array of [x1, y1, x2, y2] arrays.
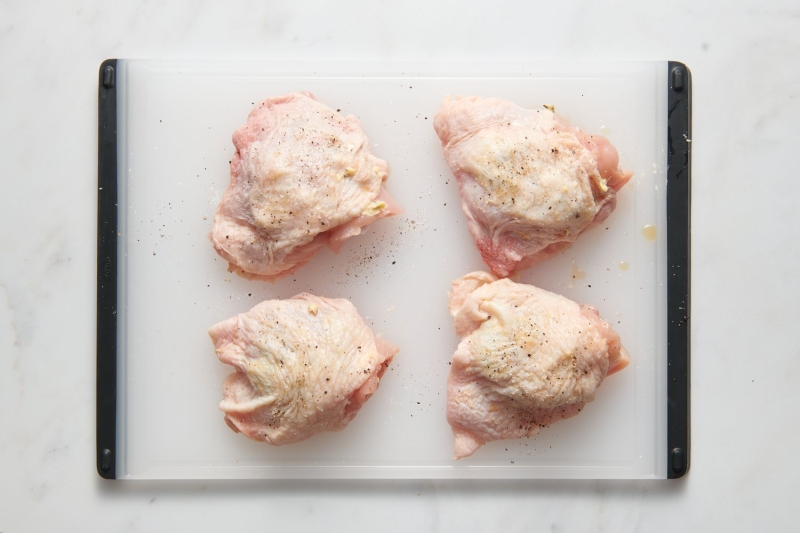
[[446, 272, 629, 459], [211, 92, 401, 281], [208, 293, 398, 445], [434, 96, 633, 277]]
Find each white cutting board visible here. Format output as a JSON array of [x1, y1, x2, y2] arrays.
[[113, 60, 668, 479]]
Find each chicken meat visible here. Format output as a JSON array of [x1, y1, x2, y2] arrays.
[[434, 96, 632, 277], [208, 293, 398, 445], [446, 272, 629, 459], [211, 92, 401, 281]]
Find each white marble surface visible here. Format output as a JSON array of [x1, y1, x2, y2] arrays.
[[1, 0, 798, 530]]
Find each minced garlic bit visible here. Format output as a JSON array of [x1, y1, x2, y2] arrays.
[[372, 166, 388, 180], [308, 303, 318, 315], [363, 201, 386, 216], [344, 166, 356, 177], [596, 176, 609, 193]]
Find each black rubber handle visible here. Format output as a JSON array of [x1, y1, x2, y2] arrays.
[[97, 58, 118, 480], [666, 61, 692, 479]]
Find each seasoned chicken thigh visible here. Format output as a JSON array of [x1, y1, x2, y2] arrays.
[[208, 294, 398, 445], [211, 92, 401, 281], [446, 272, 629, 459], [434, 96, 632, 277]]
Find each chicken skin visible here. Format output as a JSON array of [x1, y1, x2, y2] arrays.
[[446, 272, 629, 459], [209, 293, 398, 445], [434, 96, 632, 277], [211, 92, 401, 281]]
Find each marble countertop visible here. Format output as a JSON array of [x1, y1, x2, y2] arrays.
[[1, 0, 798, 530]]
